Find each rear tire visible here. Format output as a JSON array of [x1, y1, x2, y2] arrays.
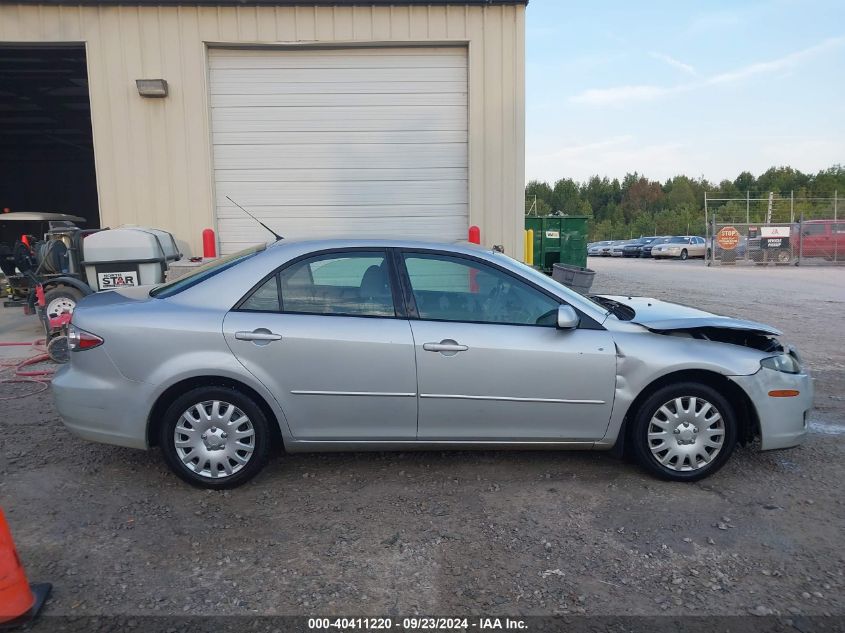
[[630, 382, 737, 482], [43, 285, 83, 320], [159, 386, 272, 489], [680, 249, 688, 261]]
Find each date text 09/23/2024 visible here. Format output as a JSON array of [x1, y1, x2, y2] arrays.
[[308, 617, 527, 630]]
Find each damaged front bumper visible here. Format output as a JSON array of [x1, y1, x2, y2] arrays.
[[729, 368, 813, 450]]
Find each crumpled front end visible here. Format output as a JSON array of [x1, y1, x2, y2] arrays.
[[729, 365, 813, 450]]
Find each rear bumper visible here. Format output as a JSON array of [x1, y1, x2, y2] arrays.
[[729, 369, 814, 450], [52, 352, 152, 450]]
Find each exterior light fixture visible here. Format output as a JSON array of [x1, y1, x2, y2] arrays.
[[136, 79, 168, 98]]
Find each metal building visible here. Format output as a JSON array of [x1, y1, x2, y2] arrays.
[[0, 0, 527, 257]]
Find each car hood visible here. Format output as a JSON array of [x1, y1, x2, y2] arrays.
[[598, 295, 782, 335]]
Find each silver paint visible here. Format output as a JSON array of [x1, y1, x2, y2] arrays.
[[51, 238, 812, 467]]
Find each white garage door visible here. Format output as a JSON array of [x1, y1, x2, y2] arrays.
[[208, 47, 468, 255]]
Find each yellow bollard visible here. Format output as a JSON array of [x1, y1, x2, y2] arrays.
[[526, 229, 534, 266]]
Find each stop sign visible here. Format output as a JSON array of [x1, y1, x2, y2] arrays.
[[717, 226, 740, 250]]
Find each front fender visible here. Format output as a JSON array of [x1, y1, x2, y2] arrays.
[[598, 331, 768, 447], [44, 276, 94, 296]]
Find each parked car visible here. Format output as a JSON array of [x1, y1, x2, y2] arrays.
[[798, 220, 845, 260], [588, 240, 613, 257], [652, 236, 707, 260], [622, 236, 660, 258], [641, 236, 672, 258], [611, 240, 635, 257], [597, 241, 617, 257], [53, 239, 812, 489]]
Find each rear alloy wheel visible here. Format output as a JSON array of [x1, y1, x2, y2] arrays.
[[159, 386, 272, 489], [680, 249, 688, 261], [776, 249, 792, 264], [630, 382, 737, 481]]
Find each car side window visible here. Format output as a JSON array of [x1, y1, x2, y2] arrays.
[[239, 276, 281, 312], [402, 253, 559, 326], [278, 251, 396, 317]]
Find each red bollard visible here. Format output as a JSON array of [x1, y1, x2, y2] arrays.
[[202, 228, 216, 258], [467, 226, 480, 292], [468, 225, 481, 244]]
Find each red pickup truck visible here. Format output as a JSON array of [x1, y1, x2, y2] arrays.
[[799, 220, 845, 260]]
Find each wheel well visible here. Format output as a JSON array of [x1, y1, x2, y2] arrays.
[[619, 369, 759, 455], [146, 376, 284, 450]]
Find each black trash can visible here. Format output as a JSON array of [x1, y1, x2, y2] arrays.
[[552, 263, 596, 294]]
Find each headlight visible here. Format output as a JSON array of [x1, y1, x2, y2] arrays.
[[761, 353, 801, 374]]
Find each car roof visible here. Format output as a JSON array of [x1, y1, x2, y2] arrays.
[[263, 237, 494, 257]]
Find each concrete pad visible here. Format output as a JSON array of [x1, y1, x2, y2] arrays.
[[0, 304, 44, 359]]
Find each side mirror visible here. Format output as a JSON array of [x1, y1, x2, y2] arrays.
[[557, 304, 580, 330]]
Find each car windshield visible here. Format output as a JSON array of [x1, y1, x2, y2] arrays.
[[668, 236, 689, 243], [150, 244, 266, 298], [505, 256, 611, 315]]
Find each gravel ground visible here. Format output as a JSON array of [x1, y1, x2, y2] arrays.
[[1, 259, 843, 621]]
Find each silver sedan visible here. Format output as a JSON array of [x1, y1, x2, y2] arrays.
[[53, 239, 813, 488]]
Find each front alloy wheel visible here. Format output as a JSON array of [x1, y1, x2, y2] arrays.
[[160, 386, 272, 488], [631, 382, 737, 481]]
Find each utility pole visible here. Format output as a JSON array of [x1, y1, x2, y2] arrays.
[[766, 192, 773, 224], [790, 190, 794, 224], [746, 191, 750, 224], [831, 190, 839, 263]]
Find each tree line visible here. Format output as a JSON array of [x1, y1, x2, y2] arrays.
[[525, 165, 845, 241]]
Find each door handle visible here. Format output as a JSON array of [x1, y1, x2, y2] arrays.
[[423, 341, 468, 353], [235, 330, 282, 342]]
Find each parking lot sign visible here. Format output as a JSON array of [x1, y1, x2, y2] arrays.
[[717, 226, 740, 250]]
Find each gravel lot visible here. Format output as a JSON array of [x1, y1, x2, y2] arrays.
[[1, 258, 843, 623]]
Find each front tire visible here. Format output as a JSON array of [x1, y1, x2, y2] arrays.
[[159, 386, 272, 489], [630, 382, 737, 481], [680, 249, 689, 261]]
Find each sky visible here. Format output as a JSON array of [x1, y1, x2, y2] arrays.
[[525, 0, 845, 185]]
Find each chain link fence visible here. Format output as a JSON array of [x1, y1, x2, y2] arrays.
[[705, 193, 843, 266]]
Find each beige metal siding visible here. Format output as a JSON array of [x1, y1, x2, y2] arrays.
[[0, 3, 525, 257]]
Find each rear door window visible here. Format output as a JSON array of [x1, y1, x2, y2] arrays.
[[279, 251, 397, 317]]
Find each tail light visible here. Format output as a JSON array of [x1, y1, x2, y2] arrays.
[[67, 324, 103, 351]]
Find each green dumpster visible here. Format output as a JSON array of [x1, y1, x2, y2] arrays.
[[524, 215, 589, 272]]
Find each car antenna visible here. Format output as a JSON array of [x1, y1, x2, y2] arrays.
[[226, 195, 283, 242]]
